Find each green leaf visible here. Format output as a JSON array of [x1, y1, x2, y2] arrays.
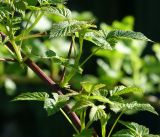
[[84, 30, 112, 50], [12, 0, 26, 15], [50, 20, 88, 38], [112, 86, 143, 96], [74, 129, 93, 137], [45, 50, 56, 57], [107, 30, 152, 42], [109, 86, 126, 96], [89, 95, 113, 104], [44, 93, 69, 116], [72, 100, 94, 112], [38, 0, 67, 5], [89, 105, 106, 122], [0, 4, 12, 22], [81, 81, 94, 92], [13, 92, 49, 101], [110, 101, 158, 115], [112, 129, 137, 137], [92, 88, 108, 97], [42, 6, 71, 18]]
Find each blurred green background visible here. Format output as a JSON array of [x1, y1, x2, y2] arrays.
[[0, 0, 160, 137]]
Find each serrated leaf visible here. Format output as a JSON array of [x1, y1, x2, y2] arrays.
[[42, 6, 71, 18], [110, 101, 158, 115], [107, 30, 152, 42], [38, 0, 67, 5], [119, 121, 149, 135], [92, 88, 108, 97], [112, 129, 137, 137], [112, 87, 143, 96], [44, 94, 69, 116], [13, 92, 49, 101], [109, 86, 126, 96], [89, 105, 106, 122], [72, 100, 94, 112], [84, 30, 112, 50], [12, 0, 26, 15], [50, 20, 88, 38], [74, 129, 93, 137], [89, 95, 113, 104]]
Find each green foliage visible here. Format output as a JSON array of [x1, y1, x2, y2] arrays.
[[0, 1, 159, 137], [113, 121, 160, 137], [13, 92, 49, 101], [110, 101, 158, 115]]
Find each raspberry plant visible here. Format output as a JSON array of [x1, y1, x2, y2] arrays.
[[0, 0, 159, 137]]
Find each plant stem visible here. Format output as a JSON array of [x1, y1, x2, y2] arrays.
[[80, 110, 86, 131], [107, 111, 123, 137], [24, 12, 43, 34], [0, 32, 82, 131], [60, 108, 79, 133], [60, 36, 74, 83], [61, 35, 83, 87], [10, 40, 22, 62], [80, 47, 100, 67]]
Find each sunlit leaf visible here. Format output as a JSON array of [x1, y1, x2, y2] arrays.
[[13, 92, 49, 101], [107, 30, 152, 42], [110, 101, 158, 115], [89, 105, 106, 121], [50, 20, 88, 38], [42, 6, 71, 18]]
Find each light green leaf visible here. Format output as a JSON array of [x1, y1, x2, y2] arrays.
[[13, 92, 49, 101], [38, 0, 67, 5], [72, 100, 94, 112], [84, 30, 112, 50], [107, 30, 152, 42], [74, 129, 93, 137], [44, 94, 69, 116], [89, 105, 106, 122], [92, 88, 108, 97], [50, 20, 88, 38], [89, 95, 113, 104], [110, 101, 158, 115], [119, 121, 149, 135], [112, 87, 143, 96], [81, 81, 94, 92], [42, 6, 71, 18], [112, 129, 135, 137], [109, 86, 126, 96]]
